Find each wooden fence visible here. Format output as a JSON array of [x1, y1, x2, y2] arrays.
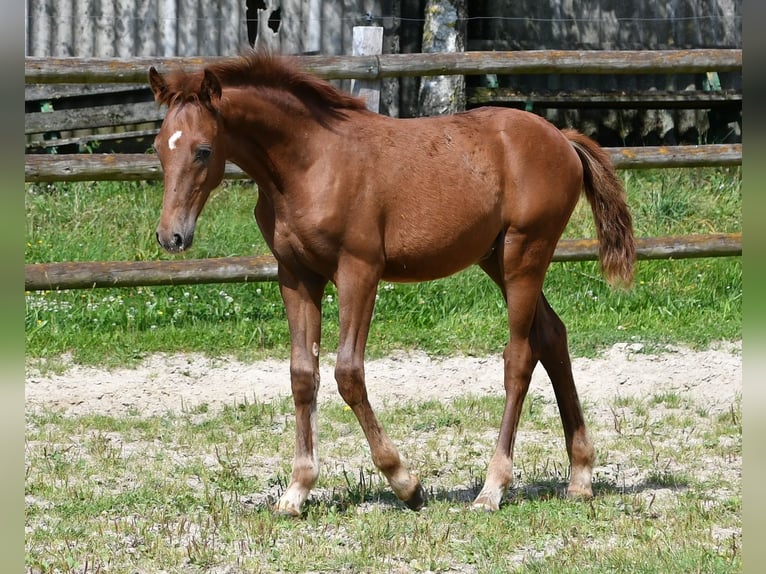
[[26, 49, 742, 152], [24, 50, 742, 291], [23, 144, 743, 183], [26, 234, 742, 291], [26, 49, 742, 83]]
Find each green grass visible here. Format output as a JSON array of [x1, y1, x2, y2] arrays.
[[25, 167, 741, 366], [24, 167, 741, 572], [25, 391, 741, 573]]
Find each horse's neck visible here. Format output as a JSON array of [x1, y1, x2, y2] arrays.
[[220, 88, 317, 191]]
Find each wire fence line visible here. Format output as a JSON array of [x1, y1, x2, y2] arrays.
[[24, 13, 743, 25]]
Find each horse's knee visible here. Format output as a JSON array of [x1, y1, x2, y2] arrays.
[[290, 363, 319, 406], [335, 361, 366, 407], [502, 338, 534, 373]]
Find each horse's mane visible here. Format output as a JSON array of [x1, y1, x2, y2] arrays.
[[156, 51, 367, 121]]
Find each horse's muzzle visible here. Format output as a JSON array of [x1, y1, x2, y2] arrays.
[[156, 229, 194, 253]]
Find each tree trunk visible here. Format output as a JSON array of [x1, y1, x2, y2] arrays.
[[418, 0, 466, 116]]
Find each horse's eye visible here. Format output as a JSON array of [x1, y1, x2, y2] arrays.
[[195, 146, 212, 163]]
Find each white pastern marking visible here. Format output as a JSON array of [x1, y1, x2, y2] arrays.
[[168, 130, 183, 150]]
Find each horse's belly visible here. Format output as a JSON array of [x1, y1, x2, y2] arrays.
[[381, 257, 482, 283], [381, 215, 500, 282]]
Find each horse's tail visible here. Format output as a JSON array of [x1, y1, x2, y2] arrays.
[[564, 129, 636, 288]]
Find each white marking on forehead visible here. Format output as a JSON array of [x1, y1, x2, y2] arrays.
[[168, 130, 183, 150]]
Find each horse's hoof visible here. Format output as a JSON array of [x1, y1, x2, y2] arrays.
[[470, 501, 499, 512], [274, 506, 302, 518], [274, 497, 303, 517], [470, 492, 501, 512], [403, 483, 426, 511], [566, 484, 594, 500]]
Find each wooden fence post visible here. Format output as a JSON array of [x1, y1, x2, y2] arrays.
[[350, 26, 383, 113]]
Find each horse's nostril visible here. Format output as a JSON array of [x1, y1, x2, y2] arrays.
[[155, 231, 161, 245], [173, 233, 184, 248]]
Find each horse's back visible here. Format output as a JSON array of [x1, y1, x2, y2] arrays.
[[351, 107, 583, 281]]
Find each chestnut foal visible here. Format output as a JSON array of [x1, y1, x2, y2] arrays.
[[149, 52, 634, 515]]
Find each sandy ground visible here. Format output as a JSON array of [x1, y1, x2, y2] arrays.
[[25, 341, 742, 419]]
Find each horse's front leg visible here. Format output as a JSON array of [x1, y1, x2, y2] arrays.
[[334, 260, 425, 510], [275, 265, 327, 516]]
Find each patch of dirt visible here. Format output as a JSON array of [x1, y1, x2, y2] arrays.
[[25, 341, 741, 419], [25, 342, 743, 568]]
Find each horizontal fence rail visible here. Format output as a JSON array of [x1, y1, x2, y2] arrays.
[[467, 88, 742, 109], [24, 144, 742, 183], [25, 234, 742, 291], [25, 49, 742, 84], [25, 101, 163, 136]]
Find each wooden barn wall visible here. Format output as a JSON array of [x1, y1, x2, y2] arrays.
[[251, 0, 392, 55], [468, 0, 741, 51], [25, 0, 742, 146], [25, 0, 251, 152], [465, 0, 742, 144], [465, 0, 742, 94], [23, 0, 392, 57], [25, 0, 741, 58], [25, 0, 249, 57]]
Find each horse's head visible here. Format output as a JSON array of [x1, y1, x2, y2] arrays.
[[149, 66, 227, 252]]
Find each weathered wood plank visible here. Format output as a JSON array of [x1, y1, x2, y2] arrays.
[[26, 128, 159, 152], [25, 233, 742, 291], [23, 55, 373, 83], [25, 101, 163, 134], [25, 154, 164, 182], [609, 145, 742, 169], [23, 144, 743, 183], [375, 50, 743, 78], [24, 49, 743, 84], [25, 83, 150, 102], [553, 233, 742, 262], [26, 255, 280, 290], [467, 88, 742, 109]]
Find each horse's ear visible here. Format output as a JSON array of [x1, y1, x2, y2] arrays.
[[200, 68, 222, 109], [148, 66, 168, 103]]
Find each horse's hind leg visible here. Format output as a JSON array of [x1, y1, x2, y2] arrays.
[[472, 238, 549, 511], [531, 294, 595, 498], [334, 260, 425, 510]]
